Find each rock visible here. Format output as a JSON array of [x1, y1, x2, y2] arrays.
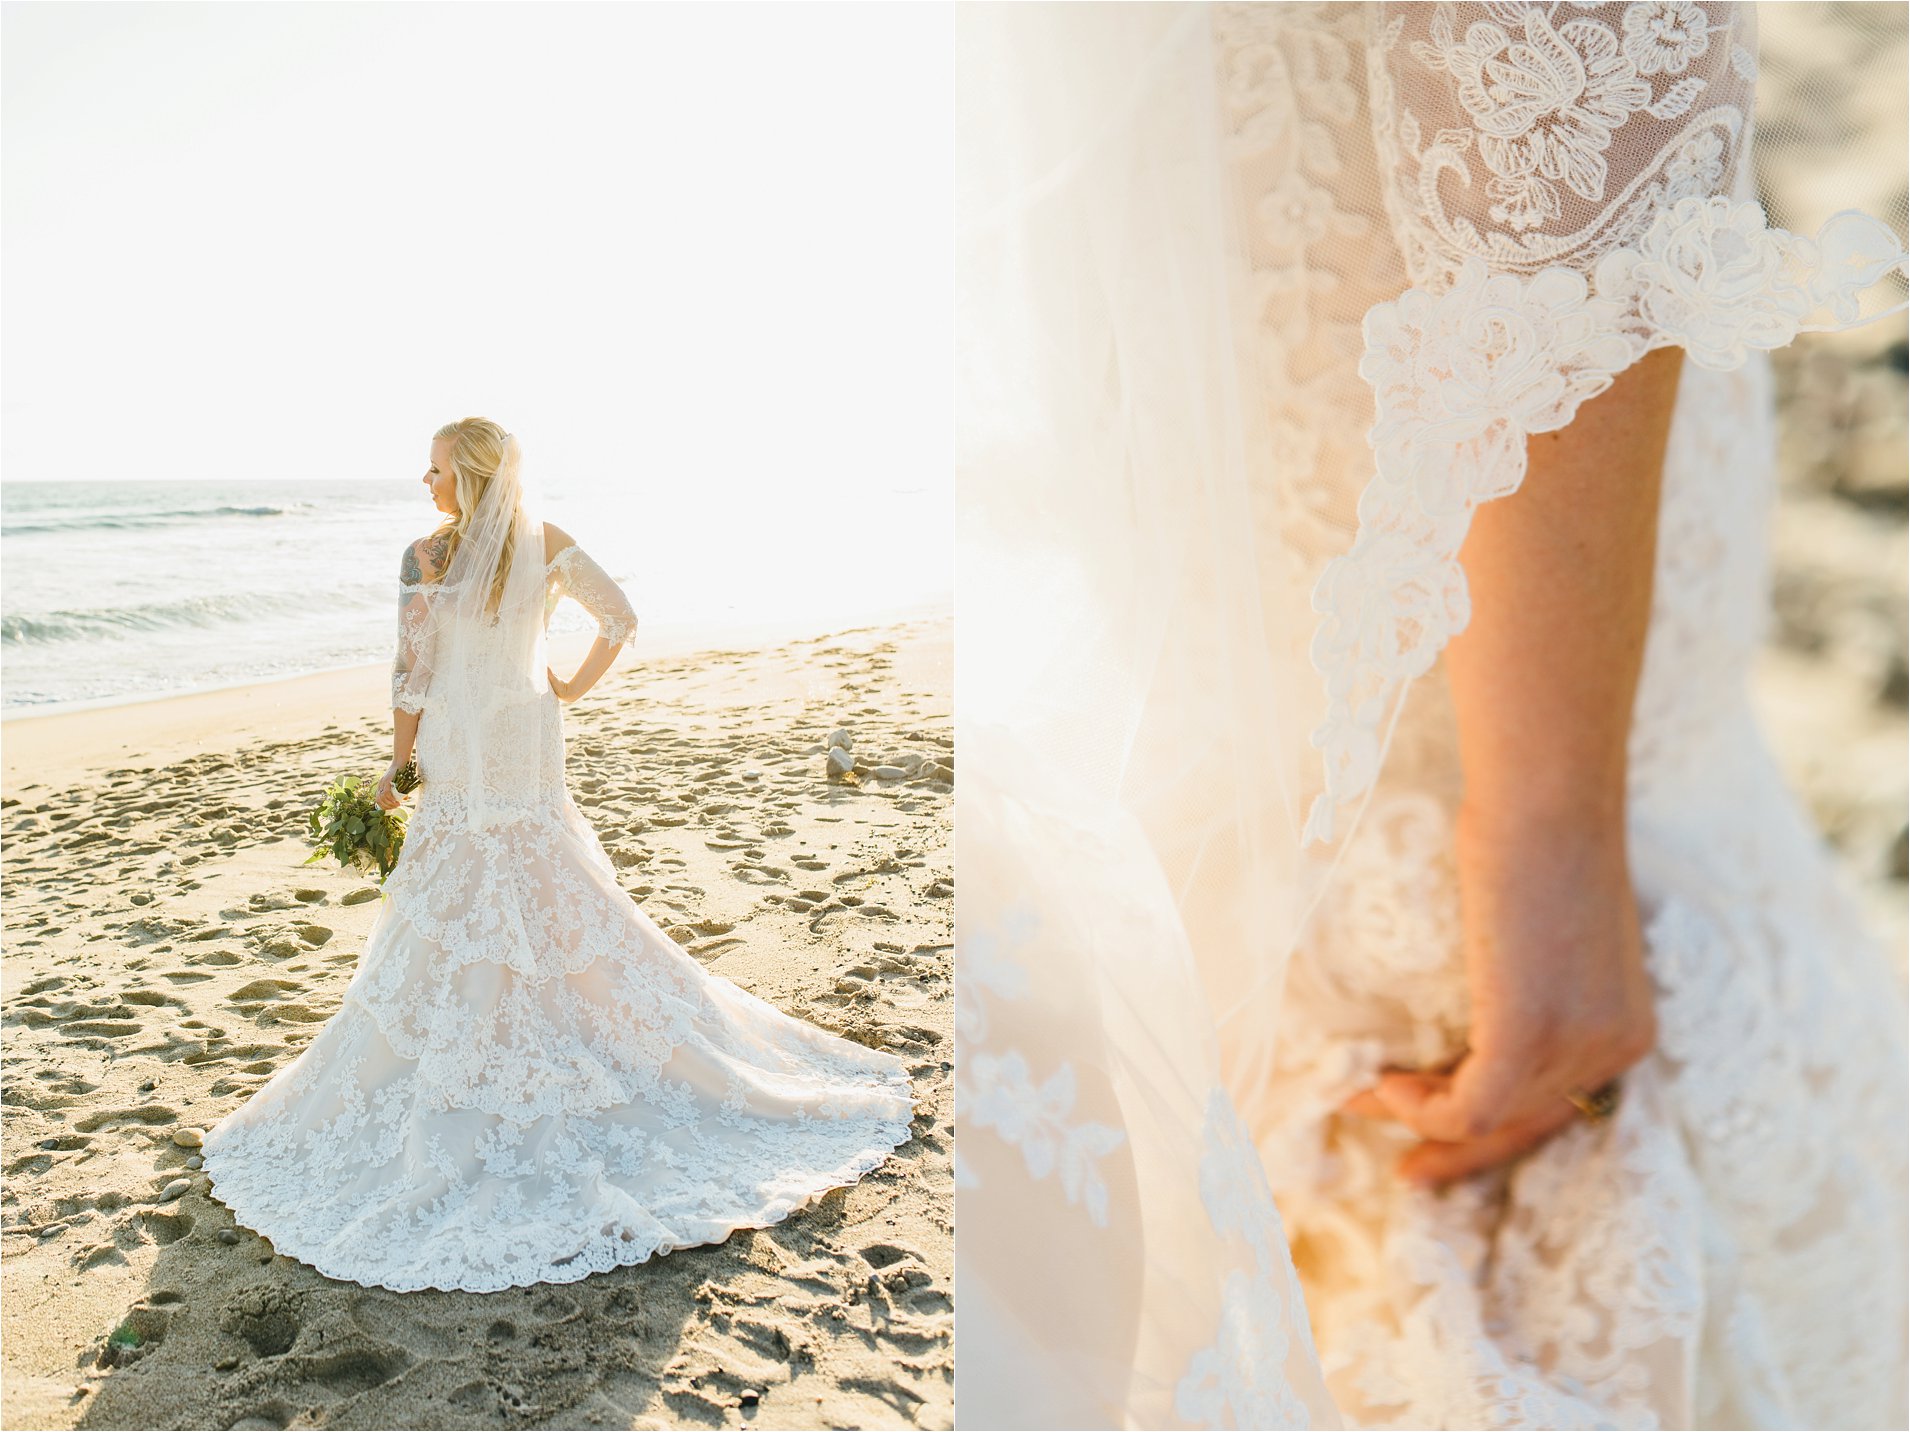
[[340, 887, 381, 906], [214, 1355, 240, 1371], [1882, 651, 1908, 709], [740, 1388, 761, 1408], [129, 893, 153, 906], [826, 728, 854, 751], [897, 752, 925, 772], [217, 1229, 241, 1246], [185, 1155, 204, 1170], [293, 888, 326, 903], [157, 1178, 191, 1203], [873, 766, 908, 781], [172, 1128, 205, 1149], [139, 1079, 158, 1092], [826, 748, 856, 777]]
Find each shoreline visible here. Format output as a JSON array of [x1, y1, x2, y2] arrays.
[[1, 602, 950, 797]]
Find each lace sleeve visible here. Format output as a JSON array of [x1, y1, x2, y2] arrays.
[[1297, 0, 1909, 845], [391, 539, 437, 714], [1371, 0, 1757, 287], [549, 544, 637, 647]]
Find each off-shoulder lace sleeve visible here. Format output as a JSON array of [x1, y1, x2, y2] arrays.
[[391, 539, 437, 714], [1299, 0, 1909, 844], [548, 543, 637, 647]]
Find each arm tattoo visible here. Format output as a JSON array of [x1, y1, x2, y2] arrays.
[[402, 533, 453, 585]]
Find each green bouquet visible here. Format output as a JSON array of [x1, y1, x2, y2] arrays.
[[303, 773, 409, 882]]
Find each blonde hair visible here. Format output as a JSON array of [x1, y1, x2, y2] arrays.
[[432, 417, 521, 615]]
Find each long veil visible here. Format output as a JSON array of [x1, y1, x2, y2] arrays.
[[957, 8, 1339, 1422], [955, 4, 1907, 1427], [392, 432, 552, 830]]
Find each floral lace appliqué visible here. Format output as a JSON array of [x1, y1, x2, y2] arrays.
[[1305, 196, 1908, 844]]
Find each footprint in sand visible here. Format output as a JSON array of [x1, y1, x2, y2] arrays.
[[75, 1106, 179, 1134], [182, 1043, 275, 1068], [221, 1287, 306, 1357], [264, 1003, 332, 1024], [264, 1340, 415, 1398], [94, 1303, 172, 1366], [138, 1208, 193, 1245], [120, 989, 181, 1008]]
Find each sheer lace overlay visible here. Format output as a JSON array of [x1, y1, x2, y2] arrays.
[[547, 542, 638, 647], [205, 530, 914, 1294], [958, 3, 1907, 1427], [1225, 6, 1910, 1427]]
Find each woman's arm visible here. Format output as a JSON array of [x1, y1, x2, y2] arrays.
[[1347, 346, 1685, 1184], [377, 535, 443, 811], [392, 708, 420, 768], [546, 543, 637, 702]]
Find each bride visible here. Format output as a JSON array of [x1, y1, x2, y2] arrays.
[[958, 4, 1906, 1427], [201, 417, 917, 1294]]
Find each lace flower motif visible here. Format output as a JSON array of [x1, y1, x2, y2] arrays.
[[1361, 262, 1639, 513], [1595, 197, 1803, 367], [1661, 130, 1726, 202], [1486, 171, 1564, 233], [1621, 0, 1711, 77], [1448, 10, 1652, 202], [1173, 1089, 1315, 1431], [1174, 1271, 1311, 1431], [964, 1051, 1125, 1227], [1596, 198, 1909, 366]]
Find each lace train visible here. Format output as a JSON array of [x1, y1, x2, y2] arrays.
[[201, 784, 918, 1295]]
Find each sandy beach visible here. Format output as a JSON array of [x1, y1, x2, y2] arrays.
[[1754, 4, 1909, 967], [0, 614, 954, 1431]]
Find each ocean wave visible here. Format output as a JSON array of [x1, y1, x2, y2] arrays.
[[3, 503, 303, 536], [3, 588, 376, 646]]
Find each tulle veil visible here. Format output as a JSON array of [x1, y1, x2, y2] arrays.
[[392, 431, 555, 830], [957, 7, 1342, 1422]]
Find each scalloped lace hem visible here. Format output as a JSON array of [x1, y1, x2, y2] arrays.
[[199, 1112, 918, 1295], [1303, 197, 1909, 846]]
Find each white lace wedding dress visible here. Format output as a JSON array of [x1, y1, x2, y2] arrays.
[[958, 4, 1907, 1427], [201, 536, 917, 1294]]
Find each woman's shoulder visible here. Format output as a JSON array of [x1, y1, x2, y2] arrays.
[[541, 520, 578, 567], [401, 527, 453, 584]]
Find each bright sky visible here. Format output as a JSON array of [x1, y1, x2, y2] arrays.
[[3, 2, 953, 545]]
